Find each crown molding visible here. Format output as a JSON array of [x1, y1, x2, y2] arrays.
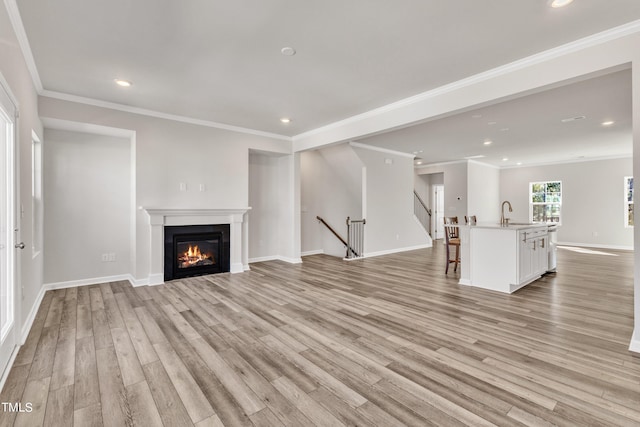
[[40, 90, 291, 142], [4, 0, 42, 92], [415, 159, 468, 169], [0, 71, 19, 111], [349, 141, 415, 158], [41, 117, 136, 139], [416, 153, 632, 170], [468, 159, 500, 169], [6, 0, 640, 149], [5, 0, 290, 141], [500, 153, 632, 169], [292, 19, 640, 145]]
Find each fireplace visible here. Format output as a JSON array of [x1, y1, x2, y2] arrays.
[[145, 208, 249, 285], [164, 224, 230, 280]]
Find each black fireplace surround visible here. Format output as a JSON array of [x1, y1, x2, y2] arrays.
[[164, 224, 230, 281]]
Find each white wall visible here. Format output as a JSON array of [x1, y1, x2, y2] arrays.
[[38, 96, 292, 283], [468, 161, 500, 223], [0, 2, 43, 335], [300, 150, 324, 254], [248, 152, 280, 260], [414, 173, 430, 205], [417, 161, 468, 220], [248, 151, 300, 263], [500, 157, 633, 249], [300, 146, 363, 257], [43, 129, 132, 283], [632, 61, 640, 352], [276, 153, 301, 263], [352, 145, 430, 255], [5, 0, 639, 350]]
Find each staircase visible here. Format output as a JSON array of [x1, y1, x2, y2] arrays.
[[413, 190, 431, 237]]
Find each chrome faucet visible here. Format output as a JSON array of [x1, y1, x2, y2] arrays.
[[500, 200, 513, 226]]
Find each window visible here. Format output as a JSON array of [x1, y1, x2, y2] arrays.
[[625, 176, 633, 227], [530, 181, 561, 223]]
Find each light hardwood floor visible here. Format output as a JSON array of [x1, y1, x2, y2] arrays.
[[1, 243, 639, 426]]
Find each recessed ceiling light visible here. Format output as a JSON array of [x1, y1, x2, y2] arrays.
[[280, 117, 291, 124], [550, 0, 574, 8], [472, 114, 482, 119], [500, 127, 509, 132], [488, 121, 497, 126], [416, 161, 423, 165], [601, 120, 615, 126], [517, 162, 522, 166], [502, 157, 508, 161], [483, 140, 492, 146], [114, 79, 132, 87], [281, 47, 296, 56]]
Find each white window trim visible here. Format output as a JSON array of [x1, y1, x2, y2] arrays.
[[529, 180, 562, 225], [624, 176, 633, 228], [31, 130, 42, 258]]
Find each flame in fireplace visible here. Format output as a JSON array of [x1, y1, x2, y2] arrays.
[[178, 245, 214, 268], [187, 245, 201, 259]]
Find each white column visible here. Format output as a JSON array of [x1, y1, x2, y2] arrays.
[[148, 214, 165, 285], [631, 58, 640, 353], [230, 213, 244, 273]]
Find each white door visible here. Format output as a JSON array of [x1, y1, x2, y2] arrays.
[[0, 80, 18, 380], [433, 185, 444, 240]]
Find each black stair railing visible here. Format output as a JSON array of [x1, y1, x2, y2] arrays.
[[316, 216, 362, 258]]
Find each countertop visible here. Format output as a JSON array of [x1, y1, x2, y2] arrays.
[[467, 222, 548, 231]]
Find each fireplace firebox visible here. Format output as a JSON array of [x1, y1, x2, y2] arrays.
[[164, 224, 230, 280]]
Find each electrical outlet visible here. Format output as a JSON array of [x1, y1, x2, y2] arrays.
[[179, 182, 187, 192], [101, 253, 109, 262], [108, 253, 116, 262]]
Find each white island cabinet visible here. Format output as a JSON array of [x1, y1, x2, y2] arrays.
[[461, 223, 548, 293]]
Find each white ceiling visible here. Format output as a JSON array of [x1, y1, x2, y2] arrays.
[[16, 0, 640, 142], [358, 69, 632, 167]]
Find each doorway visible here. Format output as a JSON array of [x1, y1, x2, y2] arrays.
[[433, 185, 444, 240], [0, 79, 18, 381]]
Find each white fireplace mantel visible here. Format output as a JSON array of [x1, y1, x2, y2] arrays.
[[144, 208, 251, 285]]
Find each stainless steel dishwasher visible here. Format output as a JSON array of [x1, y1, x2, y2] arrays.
[[547, 224, 558, 272]]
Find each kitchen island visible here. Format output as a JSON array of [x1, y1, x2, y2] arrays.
[[458, 222, 549, 293]]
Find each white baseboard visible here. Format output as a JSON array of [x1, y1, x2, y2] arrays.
[[248, 255, 280, 263], [301, 249, 324, 257], [249, 255, 303, 264], [360, 243, 432, 259], [557, 241, 633, 251], [630, 329, 640, 354], [21, 285, 47, 344], [43, 274, 134, 291], [0, 344, 19, 394], [8, 273, 132, 390], [230, 263, 244, 273], [23, 274, 135, 343], [145, 274, 164, 286]]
